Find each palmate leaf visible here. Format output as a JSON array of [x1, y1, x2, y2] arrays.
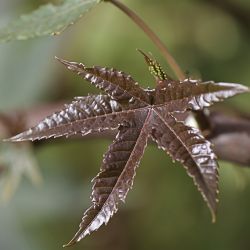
[[0, 0, 100, 43], [6, 51, 249, 246]]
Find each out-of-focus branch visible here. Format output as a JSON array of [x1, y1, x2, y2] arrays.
[[208, 110, 250, 137], [1, 103, 250, 166], [208, 110, 250, 166]]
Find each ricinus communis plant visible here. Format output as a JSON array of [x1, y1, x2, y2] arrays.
[[1, 0, 249, 247]]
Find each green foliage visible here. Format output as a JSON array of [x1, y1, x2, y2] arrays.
[[0, 143, 41, 202], [0, 0, 100, 43]]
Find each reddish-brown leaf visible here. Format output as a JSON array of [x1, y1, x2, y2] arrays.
[[6, 95, 145, 142], [151, 108, 218, 220], [6, 52, 249, 246], [153, 79, 248, 110], [56, 57, 150, 105], [64, 110, 151, 247]]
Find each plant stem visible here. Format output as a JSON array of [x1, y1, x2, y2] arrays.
[[106, 0, 185, 80], [105, 1, 213, 135]]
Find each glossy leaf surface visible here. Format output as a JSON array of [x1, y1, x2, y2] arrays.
[[151, 109, 218, 221], [64, 111, 151, 246], [7, 52, 249, 246], [7, 95, 144, 141]]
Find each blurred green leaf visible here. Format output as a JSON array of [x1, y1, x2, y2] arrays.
[[0, 0, 100, 43], [0, 143, 42, 202]]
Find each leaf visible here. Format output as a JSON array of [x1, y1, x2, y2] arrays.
[[0, 0, 100, 43], [151, 109, 218, 220], [6, 95, 146, 142], [153, 79, 249, 110], [6, 52, 249, 245], [7, 95, 123, 141], [56, 57, 150, 104], [137, 49, 172, 82], [0, 143, 42, 202], [64, 111, 151, 247]]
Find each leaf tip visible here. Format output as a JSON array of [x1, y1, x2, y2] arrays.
[[63, 233, 82, 248], [218, 82, 250, 94], [2, 138, 11, 142], [3, 134, 26, 142], [63, 241, 75, 248], [243, 86, 250, 93], [63, 227, 85, 248], [55, 57, 84, 72], [136, 48, 151, 65], [233, 83, 249, 94], [55, 56, 70, 66], [3, 128, 36, 142], [208, 199, 218, 224], [211, 209, 217, 223]]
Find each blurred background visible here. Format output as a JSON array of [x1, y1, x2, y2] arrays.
[[0, 0, 250, 249]]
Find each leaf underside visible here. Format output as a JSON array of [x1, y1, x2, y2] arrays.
[[6, 52, 249, 246], [0, 0, 100, 43]]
